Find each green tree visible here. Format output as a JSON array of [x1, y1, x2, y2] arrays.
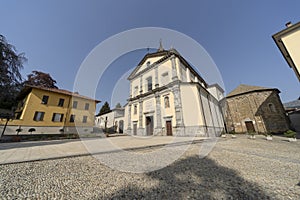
[[24, 70, 58, 88], [0, 35, 27, 109], [99, 101, 111, 115], [115, 102, 122, 109]]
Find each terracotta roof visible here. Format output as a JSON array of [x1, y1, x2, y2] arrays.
[[20, 85, 101, 103], [227, 84, 278, 98]]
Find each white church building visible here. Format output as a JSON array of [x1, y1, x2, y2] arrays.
[[96, 44, 225, 137]]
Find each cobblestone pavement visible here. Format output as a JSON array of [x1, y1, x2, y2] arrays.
[[0, 135, 299, 199]]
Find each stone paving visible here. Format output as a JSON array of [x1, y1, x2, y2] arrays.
[[0, 136, 203, 164], [0, 134, 299, 199]]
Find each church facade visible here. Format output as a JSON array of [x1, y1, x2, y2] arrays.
[[125, 45, 225, 137]]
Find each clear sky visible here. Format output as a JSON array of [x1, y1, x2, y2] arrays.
[[1, 0, 300, 112]]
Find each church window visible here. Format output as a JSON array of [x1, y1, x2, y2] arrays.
[[268, 103, 276, 113], [134, 105, 137, 115], [164, 96, 170, 108], [147, 77, 152, 91]]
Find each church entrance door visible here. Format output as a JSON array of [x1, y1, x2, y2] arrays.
[[166, 121, 172, 136], [146, 116, 153, 135], [133, 123, 137, 135]]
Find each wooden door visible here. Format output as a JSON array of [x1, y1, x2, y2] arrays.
[[146, 116, 153, 135], [166, 121, 172, 136], [245, 121, 255, 133]]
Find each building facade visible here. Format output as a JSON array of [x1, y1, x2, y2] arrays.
[[225, 84, 289, 134], [95, 108, 126, 133], [125, 46, 225, 137], [0, 85, 100, 134], [273, 21, 300, 82]]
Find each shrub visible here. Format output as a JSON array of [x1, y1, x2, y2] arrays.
[[284, 130, 296, 138], [248, 131, 255, 136], [268, 132, 273, 136], [28, 128, 36, 134], [16, 128, 22, 135], [264, 132, 272, 137]]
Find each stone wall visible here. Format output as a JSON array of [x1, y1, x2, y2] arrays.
[[226, 90, 289, 134]]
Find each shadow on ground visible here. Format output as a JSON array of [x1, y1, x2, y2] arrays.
[[103, 155, 271, 199]]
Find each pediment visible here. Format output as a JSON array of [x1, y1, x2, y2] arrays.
[[128, 51, 169, 80]]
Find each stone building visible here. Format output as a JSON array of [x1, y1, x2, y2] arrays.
[[284, 98, 300, 132], [225, 84, 289, 134], [125, 44, 225, 136]]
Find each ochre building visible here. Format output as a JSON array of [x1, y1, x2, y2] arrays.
[[0, 85, 100, 134]]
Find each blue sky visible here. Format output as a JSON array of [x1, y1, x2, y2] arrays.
[[1, 0, 300, 112]]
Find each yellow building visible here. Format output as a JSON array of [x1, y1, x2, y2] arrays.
[[0, 85, 100, 134], [273, 21, 300, 81]]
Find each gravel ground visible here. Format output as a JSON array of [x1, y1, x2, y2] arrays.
[[0, 135, 299, 199]]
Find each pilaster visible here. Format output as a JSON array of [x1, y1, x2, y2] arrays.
[[171, 55, 178, 81], [155, 93, 162, 135], [129, 83, 132, 98], [186, 68, 191, 82], [139, 75, 143, 94], [127, 104, 132, 134], [172, 83, 185, 134], [155, 67, 159, 88], [138, 100, 143, 128]]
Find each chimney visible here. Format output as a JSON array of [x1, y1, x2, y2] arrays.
[[285, 21, 293, 28]]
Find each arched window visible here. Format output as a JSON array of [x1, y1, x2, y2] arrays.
[[164, 96, 170, 108], [134, 105, 137, 115], [268, 103, 276, 113]]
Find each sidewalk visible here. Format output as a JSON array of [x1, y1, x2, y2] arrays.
[[0, 136, 205, 165]]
